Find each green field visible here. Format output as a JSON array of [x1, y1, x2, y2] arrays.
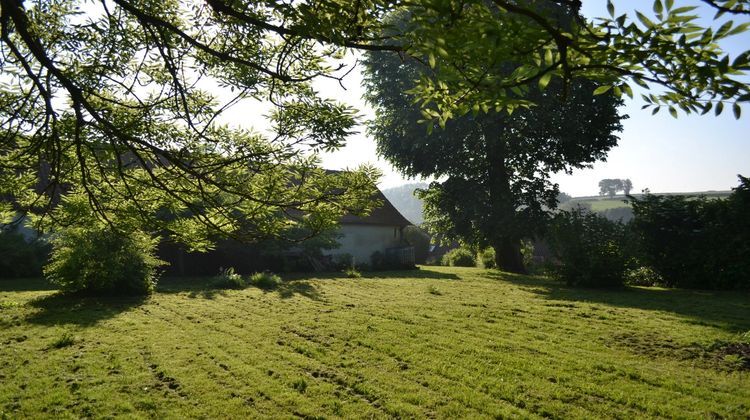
[[1, 267, 748, 418], [563, 191, 733, 213]]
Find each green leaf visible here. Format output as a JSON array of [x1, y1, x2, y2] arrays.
[[669, 106, 678, 118], [621, 84, 634, 99], [607, 0, 615, 17], [652, 106, 661, 115], [593, 85, 612, 95], [733, 103, 742, 119], [665, 0, 674, 11], [636, 12, 655, 28], [715, 101, 724, 116], [428, 53, 436, 69], [544, 48, 553, 65], [727, 22, 750, 37], [671, 6, 698, 15], [538, 73, 552, 90], [653, 0, 663, 16], [701, 102, 712, 115], [715, 21, 734, 39]]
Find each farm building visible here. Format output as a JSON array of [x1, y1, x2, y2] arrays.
[[322, 188, 413, 267], [160, 187, 415, 275]]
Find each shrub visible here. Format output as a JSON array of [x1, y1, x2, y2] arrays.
[[212, 267, 246, 289], [248, 272, 281, 289], [624, 266, 664, 287], [344, 267, 362, 278], [548, 209, 627, 288], [44, 225, 162, 295], [0, 227, 49, 278], [631, 177, 750, 290], [332, 253, 354, 270], [479, 248, 497, 269], [403, 226, 431, 264], [441, 247, 476, 267], [370, 250, 412, 270]]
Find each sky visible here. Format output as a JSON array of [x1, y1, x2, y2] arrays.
[[310, 1, 750, 197]]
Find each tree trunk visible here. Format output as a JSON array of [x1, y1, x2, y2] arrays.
[[484, 120, 526, 274], [494, 237, 526, 274]]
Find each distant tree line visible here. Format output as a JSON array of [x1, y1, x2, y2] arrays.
[[598, 179, 633, 197]]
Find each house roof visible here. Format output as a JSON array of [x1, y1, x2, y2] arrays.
[[340, 189, 412, 227]]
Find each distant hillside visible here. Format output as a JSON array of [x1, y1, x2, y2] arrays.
[[382, 184, 733, 226], [561, 191, 733, 223], [382, 183, 428, 225]]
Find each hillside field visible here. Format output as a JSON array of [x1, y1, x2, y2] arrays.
[[1, 267, 748, 418], [564, 191, 733, 212]]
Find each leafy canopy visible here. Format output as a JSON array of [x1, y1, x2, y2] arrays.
[[363, 6, 625, 272], [0, 0, 748, 245]]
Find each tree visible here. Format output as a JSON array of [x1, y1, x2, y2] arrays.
[[599, 179, 623, 197], [363, 34, 624, 273], [598, 178, 632, 196], [0, 0, 385, 248], [623, 179, 633, 195], [402, 1, 750, 126], [1, 0, 748, 248]]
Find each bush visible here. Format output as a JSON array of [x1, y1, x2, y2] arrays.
[[332, 253, 354, 270], [212, 267, 246, 289], [631, 177, 750, 290], [479, 248, 497, 269], [403, 226, 431, 264], [624, 266, 664, 287], [548, 209, 627, 288], [44, 226, 163, 295], [441, 247, 476, 267], [370, 250, 412, 270], [344, 267, 362, 278], [0, 227, 49, 278], [248, 272, 281, 289]]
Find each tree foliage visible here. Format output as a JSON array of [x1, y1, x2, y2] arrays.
[[403, 0, 750, 126], [363, 15, 625, 272], [630, 175, 750, 289], [0, 0, 748, 249], [0, 0, 382, 248], [548, 208, 628, 288], [598, 178, 632, 197]]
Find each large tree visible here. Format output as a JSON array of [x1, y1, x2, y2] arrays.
[[0, 0, 747, 247], [364, 36, 624, 272]]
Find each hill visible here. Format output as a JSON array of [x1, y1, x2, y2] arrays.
[[561, 191, 733, 222], [383, 182, 731, 225], [381, 183, 428, 225], [1, 268, 748, 417]]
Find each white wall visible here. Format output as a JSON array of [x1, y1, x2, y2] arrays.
[[323, 224, 402, 265]]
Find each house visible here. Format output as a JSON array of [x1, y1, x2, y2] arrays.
[[160, 186, 415, 275], [322, 188, 413, 267]]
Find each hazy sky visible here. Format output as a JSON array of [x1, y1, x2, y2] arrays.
[[216, 1, 750, 197]]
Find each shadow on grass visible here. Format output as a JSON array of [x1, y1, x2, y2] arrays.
[[486, 271, 750, 332], [284, 267, 460, 281], [157, 277, 324, 301], [275, 281, 323, 300], [25, 292, 148, 327]]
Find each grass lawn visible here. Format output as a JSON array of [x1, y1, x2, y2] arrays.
[[1, 267, 748, 418]]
